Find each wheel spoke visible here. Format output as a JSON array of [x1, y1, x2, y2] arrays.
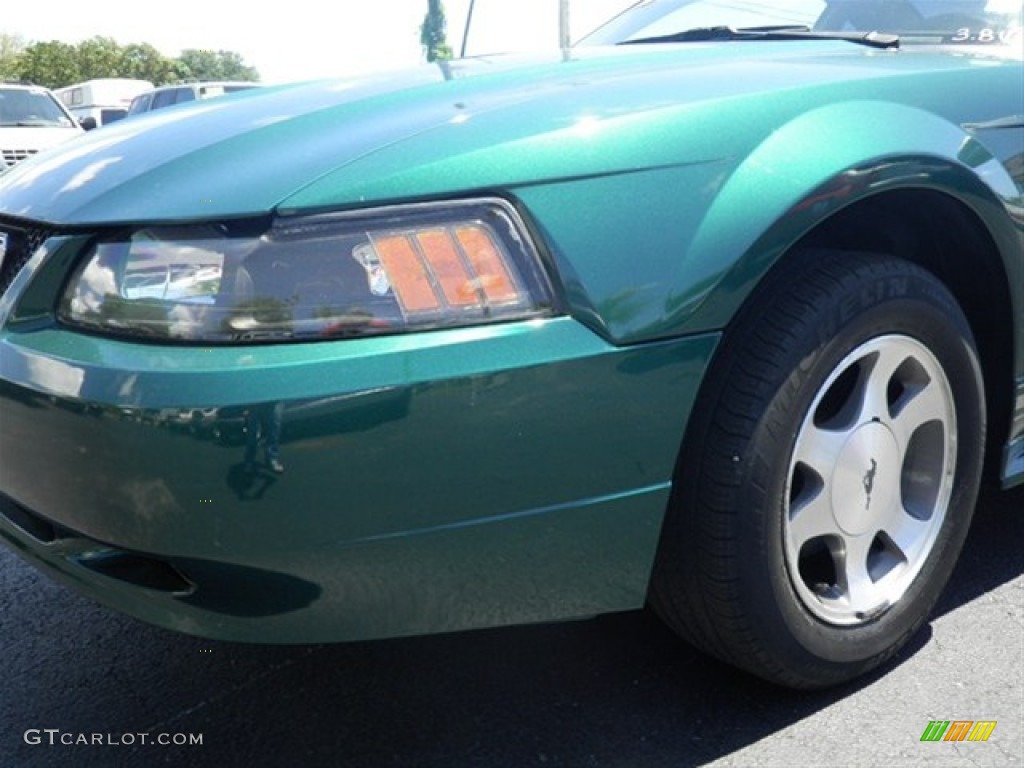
[[838, 534, 878, 615], [793, 423, 849, 478], [788, 492, 837, 551], [890, 380, 949, 449], [883, 508, 931, 560], [860, 344, 908, 423]]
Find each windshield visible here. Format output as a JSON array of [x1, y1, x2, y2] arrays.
[[582, 0, 1024, 47], [0, 87, 76, 127]]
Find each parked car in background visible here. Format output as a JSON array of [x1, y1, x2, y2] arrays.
[[54, 78, 153, 130], [125, 81, 262, 116], [0, 0, 1021, 690], [0, 83, 82, 173]]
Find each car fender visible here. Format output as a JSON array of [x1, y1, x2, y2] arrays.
[[669, 99, 1022, 338]]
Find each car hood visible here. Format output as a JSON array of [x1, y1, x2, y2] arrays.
[[0, 43, 1001, 226]]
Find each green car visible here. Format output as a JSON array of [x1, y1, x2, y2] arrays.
[[0, 0, 1021, 689]]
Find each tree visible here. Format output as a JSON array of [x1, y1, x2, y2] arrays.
[[8, 38, 258, 90], [421, 0, 453, 62], [0, 33, 26, 81], [174, 49, 259, 82], [14, 41, 81, 89], [76, 36, 124, 80], [119, 43, 179, 85]]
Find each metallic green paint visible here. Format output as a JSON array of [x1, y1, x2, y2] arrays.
[[0, 35, 1022, 639], [0, 482, 671, 642], [0, 306, 718, 637]]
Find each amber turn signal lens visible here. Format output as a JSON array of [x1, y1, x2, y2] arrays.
[[370, 223, 526, 318]]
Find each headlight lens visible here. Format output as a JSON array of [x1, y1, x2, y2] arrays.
[[60, 200, 556, 343]]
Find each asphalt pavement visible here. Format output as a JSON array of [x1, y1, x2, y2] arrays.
[[1, 482, 1020, 768]]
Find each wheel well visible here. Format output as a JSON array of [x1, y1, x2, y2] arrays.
[[792, 188, 1013, 482]]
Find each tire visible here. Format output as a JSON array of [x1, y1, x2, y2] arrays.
[[650, 251, 985, 689]]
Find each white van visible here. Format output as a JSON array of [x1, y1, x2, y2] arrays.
[[54, 78, 153, 130], [0, 83, 83, 173]]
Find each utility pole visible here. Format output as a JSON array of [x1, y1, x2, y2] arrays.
[[559, 0, 571, 48], [461, 0, 476, 57]]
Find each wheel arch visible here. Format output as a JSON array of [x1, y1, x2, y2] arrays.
[[677, 100, 1020, 339], [789, 186, 1017, 485], [678, 107, 1021, 485], [695, 178, 1019, 488]]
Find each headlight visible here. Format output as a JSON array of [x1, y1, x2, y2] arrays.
[[60, 200, 556, 343]]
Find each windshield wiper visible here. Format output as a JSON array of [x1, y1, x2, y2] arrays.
[[621, 25, 900, 50]]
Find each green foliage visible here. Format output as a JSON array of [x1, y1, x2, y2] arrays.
[[0, 33, 26, 80], [421, 0, 453, 62], [14, 41, 81, 89], [8, 37, 259, 89], [174, 49, 260, 83], [119, 43, 179, 85], [75, 37, 123, 79]]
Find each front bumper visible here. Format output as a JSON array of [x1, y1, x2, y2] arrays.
[[0, 305, 718, 642]]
